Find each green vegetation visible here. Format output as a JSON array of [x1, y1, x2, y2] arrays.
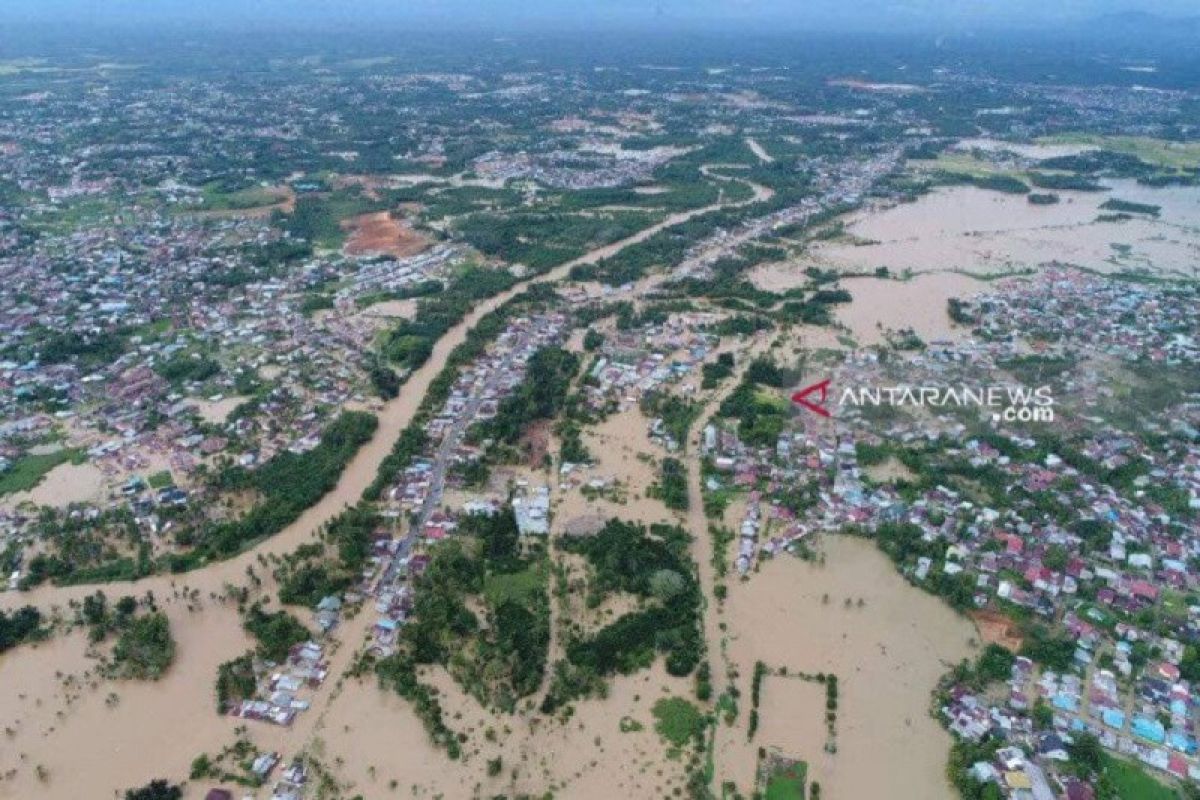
[[368, 284, 558, 498], [188, 410, 377, 566], [944, 172, 1030, 194], [652, 456, 689, 511], [471, 345, 580, 452], [544, 519, 702, 711], [1038, 134, 1200, 173], [280, 187, 384, 249], [457, 209, 654, 272], [377, 508, 549, 728], [1100, 198, 1161, 217], [155, 353, 221, 385], [189, 736, 272, 788], [718, 357, 795, 447], [380, 265, 516, 373], [1029, 172, 1105, 192], [0, 606, 44, 653], [652, 696, 706, 748], [196, 181, 286, 211], [146, 470, 174, 490], [702, 352, 735, 389], [243, 604, 311, 662], [275, 504, 381, 607], [111, 612, 175, 680], [641, 391, 700, 451], [1102, 753, 1176, 800], [0, 448, 85, 497], [215, 651, 257, 711], [124, 780, 183, 800], [761, 757, 808, 800]]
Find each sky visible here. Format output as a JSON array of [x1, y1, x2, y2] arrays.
[[4, 0, 1199, 31]]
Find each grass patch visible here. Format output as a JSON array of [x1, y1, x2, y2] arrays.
[[0, 449, 85, 497], [482, 562, 547, 607], [764, 762, 807, 800], [652, 697, 706, 748], [1039, 134, 1200, 171], [1104, 754, 1175, 800], [147, 470, 174, 490], [197, 182, 287, 211]]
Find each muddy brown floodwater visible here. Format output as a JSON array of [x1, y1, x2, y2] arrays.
[[797, 181, 1200, 280], [717, 535, 977, 798], [0, 173, 773, 799]]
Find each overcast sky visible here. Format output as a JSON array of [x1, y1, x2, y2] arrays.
[[4, 0, 1198, 30]]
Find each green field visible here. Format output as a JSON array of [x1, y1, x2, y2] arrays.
[[0, 449, 86, 497], [196, 182, 288, 211], [1104, 755, 1176, 800], [1039, 134, 1200, 171], [482, 562, 547, 607], [147, 470, 174, 490], [764, 761, 808, 800]]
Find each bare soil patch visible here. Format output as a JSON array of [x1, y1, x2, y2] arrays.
[[341, 210, 430, 258]]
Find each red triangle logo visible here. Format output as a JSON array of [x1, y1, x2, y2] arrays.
[[792, 379, 832, 417]]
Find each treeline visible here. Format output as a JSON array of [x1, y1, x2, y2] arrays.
[[652, 457, 689, 511], [275, 504, 381, 607], [185, 410, 378, 566], [366, 284, 559, 499], [380, 265, 517, 372], [471, 346, 580, 448], [936, 171, 1029, 195], [456, 209, 652, 273], [1100, 197, 1161, 217], [110, 611, 175, 680], [640, 391, 700, 451], [718, 357, 797, 448], [243, 604, 312, 662], [0, 606, 44, 653], [375, 508, 550, 741], [543, 520, 702, 712]]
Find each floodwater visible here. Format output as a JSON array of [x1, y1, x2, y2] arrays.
[[1, 460, 106, 510], [194, 396, 248, 425], [0, 172, 773, 799], [322, 661, 690, 799], [802, 181, 1200, 280], [717, 535, 976, 798], [835, 272, 987, 345], [0, 595, 253, 799], [950, 138, 1098, 160], [748, 263, 987, 346]]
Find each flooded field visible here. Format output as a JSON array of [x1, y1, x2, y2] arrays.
[[194, 395, 248, 424], [717, 535, 977, 798], [750, 265, 986, 346], [0, 598, 253, 799], [1, 460, 106, 509], [798, 181, 1200, 280], [322, 661, 690, 799]]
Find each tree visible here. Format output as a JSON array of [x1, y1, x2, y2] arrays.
[[1032, 699, 1053, 730], [649, 569, 686, 601], [124, 779, 183, 800], [583, 329, 604, 351], [1180, 645, 1200, 683], [1068, 732, 1104, 777]]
